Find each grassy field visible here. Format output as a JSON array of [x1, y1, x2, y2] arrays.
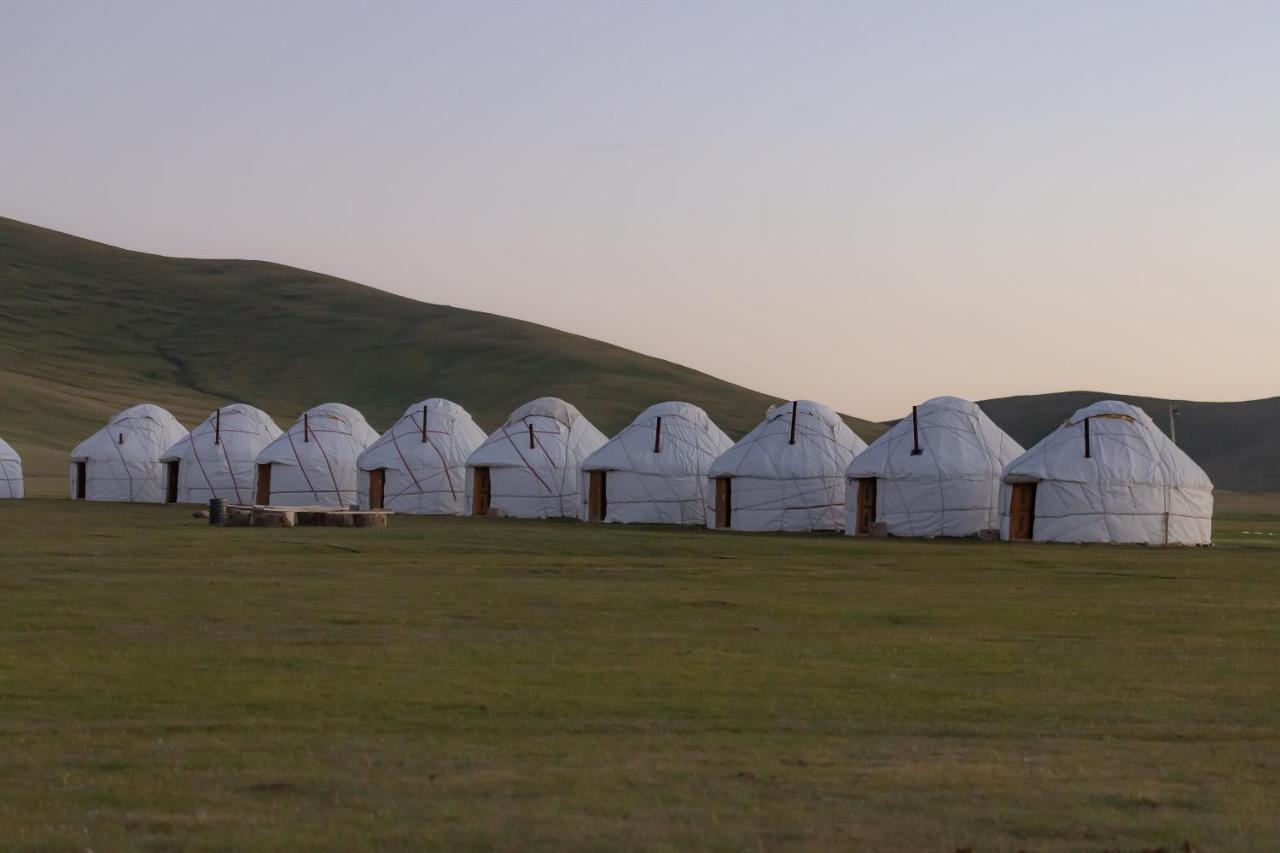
[[0, 494, 1277, 851]]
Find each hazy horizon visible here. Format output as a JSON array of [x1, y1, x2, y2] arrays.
[[5, 1, 1278, 420]]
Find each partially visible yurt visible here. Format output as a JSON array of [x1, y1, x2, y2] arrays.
[[999, 400, 1213, 545], [580, 401, 733, 525], [0, 436, 23, 499], [845, 396, 1023, 538], [69, 404, 188, 502], [159, 404, 282, 504], [357, 398, 487, 514], [707, 400, 866, 532], [465, 397, 606, 519], [253, 403, 378, 507]]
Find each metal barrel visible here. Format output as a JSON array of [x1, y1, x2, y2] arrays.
[[209, 497, 228, 526]]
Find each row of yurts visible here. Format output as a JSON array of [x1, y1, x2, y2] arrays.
[[0, 395, 1213, 545]]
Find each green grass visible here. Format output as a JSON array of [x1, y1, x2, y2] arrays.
[[0, 215, 886, 496], [1, 494, 1277, 850]]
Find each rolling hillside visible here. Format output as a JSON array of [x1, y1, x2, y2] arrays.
[[2, 216, 1274, 494], [0, 216, 886, 494]]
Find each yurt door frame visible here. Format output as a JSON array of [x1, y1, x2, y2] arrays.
[[588, 470, 608, 522], [164, 461, 180, 504], [855, 477, 877, 535], [472, 466, 491, 515], [255, 463, 272, 505], [1008, 483, 1037, 541], [74, 462, 87, 500], [368, 468, 386, 510], [714, 477, 732, 528]]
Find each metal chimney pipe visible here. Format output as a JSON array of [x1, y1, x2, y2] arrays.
[[421, 406, 428, 442], [910, 405, 922, 455], [654, 417, 662, 453], [789, 402, 798, 445], [528, 423, 535, 449], [1084, 417, 1091, 458], [214, 408, 221, 445], [304, 413, 310, 443]]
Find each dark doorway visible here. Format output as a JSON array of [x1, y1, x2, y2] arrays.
[[367, 468, 386, 510], [1008, 483, 1037, 541], [714, 477, 732, 529], [255, 464, 272, 505], [165, 461, 180, 504], [75, 461, 87, 500], [472, 466, 491, 516], [588, 470, 607, 522], [855, 477, 877, 535]]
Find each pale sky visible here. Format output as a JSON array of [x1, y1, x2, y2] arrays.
[[3, 1, 1278, 419]]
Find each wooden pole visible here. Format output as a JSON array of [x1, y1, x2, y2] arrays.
[[1083, 417, 1090, 458], [654, 417, 662, 453], [789, 402, 798, 445], [910, 405, 922, 455]]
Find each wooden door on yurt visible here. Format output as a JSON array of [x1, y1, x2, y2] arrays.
[[714, 477, 732, 529], [368, 469, 386, 510], [1008, 483, 1037, 541], [75, 462, 87, 500], [588, 470, 607, 522], [255, 464, 272, 505], [472, 467, 491, 515], [164, 461, 180, 504], [855, 477, 877, 535]]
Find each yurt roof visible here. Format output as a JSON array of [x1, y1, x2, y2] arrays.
[[708, 400, 866, 480], [847, 396, 1023, 481], [256, 402, 378, 465], [1001, 400, 1212, 490], [396, 397, 476, 422], [160, 403, 281, 462], [504, 397, 582, 429], [582, 401, 732, 474], [468, 397, 606, 470], [71, 404, 187, 461], [298, 402, 370, 426], [358, 398, 486, 471]]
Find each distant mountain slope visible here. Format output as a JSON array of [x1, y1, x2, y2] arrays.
[[0, 216, 886, 493], [977, 391, 1280, 493]]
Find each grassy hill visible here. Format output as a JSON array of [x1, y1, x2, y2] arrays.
[[0, 216, 887, 493], [3, 215, 1274, 494], [976, 391, 1280, 493]]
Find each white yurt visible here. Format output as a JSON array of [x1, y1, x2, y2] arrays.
[[465, 397, 607, 518], [707, 400, 867, 532], [845, 396, 1023, 538], [159, 404, 283, 504], [357, 398, 487, 514], [998, 400, 1213, 545], [580, 401, 733, 525], [69, 404, 188, 502], [0, 436, 23, 499], [254, 403, 379, 507]]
